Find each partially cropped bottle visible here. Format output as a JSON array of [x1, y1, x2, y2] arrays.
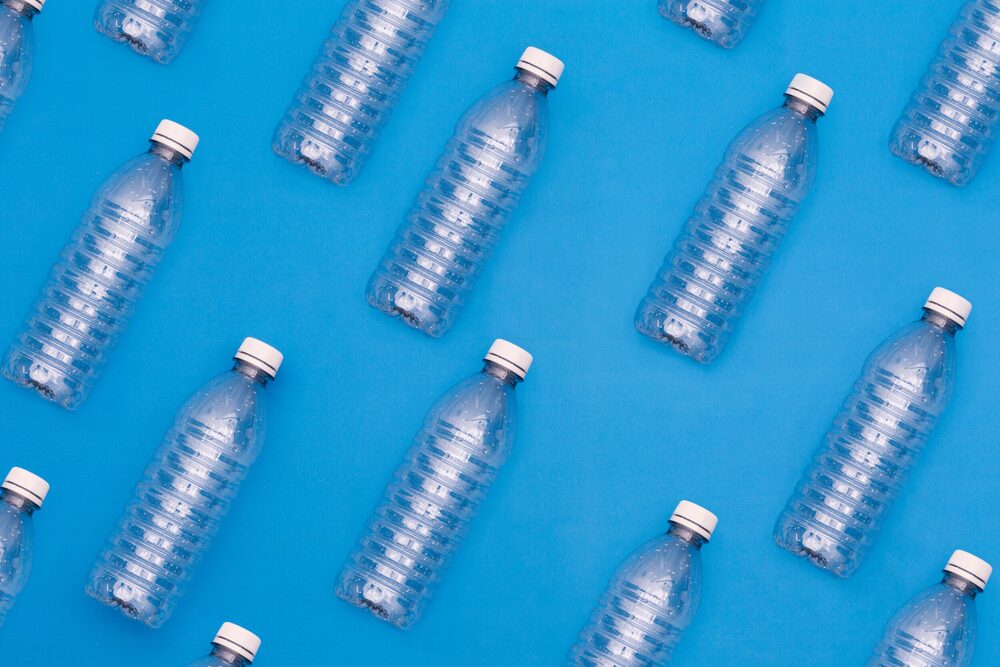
[[93, 0, 209, 64], [0, 467, 48, 627], [188, 622, 262, 667], [867, 550, 990, 667], [85, 338, 282, 628], [0, 0, 44, 131], [566, 501, 717, 667], [1, 120, 198, 410], [889, 1, 1000, 186], [635, 74, 832, 364], [775, 288, 970, 578], [366, 48, 563, 337], [657, 0, 764, 48], [271, 0, 451, 185], [336, 339, 531, 629]]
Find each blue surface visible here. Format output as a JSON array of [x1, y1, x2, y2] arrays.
[[0, 0, 998, 664]]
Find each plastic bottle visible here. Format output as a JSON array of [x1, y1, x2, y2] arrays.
[[366, 47, 564, 337], [336, 339, 532, 629], [188, 622, 262, 667], [271, 0, 451, 185], [1, 120, 198, 410], [867, 550, 991, 667], [634, 74, 832, 364], [93, 0, 209, 64], [774, 288, 970, 578], [85, 338, 282, 628], [657, 0, 764, 48], [0, 0, 44, 130], [0, 467, 48, 627], [889, 1, 1000, 186], [566, 501, 718, 667]]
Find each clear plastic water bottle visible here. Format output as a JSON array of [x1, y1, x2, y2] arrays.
[[85, 338, 282, 628], [1, 120, 199, 410], [0, 0, 44, 130], [93, 0, 209, 64], [889, 1, 1000, 187], [867, 550, 991, 667], [188, 622, 262, 667], [634, 74, 832, 364], [366, 47, 564, 337], [657, 0, 764, 48], [0, 467, 48, 627], [566, 501, 718, 667], [336, 339, 532, 629], [271, 0, 451, 185], [774, 288, 971, 578]]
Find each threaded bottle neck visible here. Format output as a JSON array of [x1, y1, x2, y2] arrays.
[[943, 572, 982, 598], [210, 646, 252, 666], [667, 522, 706, 549], [233, 360, 271, 386], [483, 361, 521, 387], [514, 70, 553, 96], [149, 141, 189, 167], [783, 96, 821, 122], [1, 489, 37, 515], [921, 310, 960, 336]]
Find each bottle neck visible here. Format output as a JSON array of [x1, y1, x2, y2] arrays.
[[233, 360, 271, 386], [149, 141, 189, 167], [210, 646, 251, 666], [1, 489, 38, 516], [782, 96, 821, 122], [921, 309, 960, 336], [943, 573, 982, 598], [667, 522, 706, 549], [2, 0, 38, 18], [482, 361, 522, 387], [514, 69, 553, 96]]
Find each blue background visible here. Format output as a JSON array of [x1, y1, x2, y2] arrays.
[[0, 0, 998, 664]]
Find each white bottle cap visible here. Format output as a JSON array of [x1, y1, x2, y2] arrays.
[[3, 467, 49, 507], [484, 339, 533, 379], [924, 287, 972, 328], [516, 47, 565, 87], [785, 73, 834, 114], [213, 622, 261, 662], [234, 338, 283, 378], [944, 550, 992, 590], [669, 500, 718, 541], [24, 0, 45, 10], [151, 119, 200, 160]]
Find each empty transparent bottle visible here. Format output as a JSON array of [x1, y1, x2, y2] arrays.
[[867, 550, 991, 667], [366, 48, 564, 337], [566, 501, 717, 667], [0, 0, 44, 131], [85, 338, 282, 628], [775, 288, 971, 578], [0, 467, 48, 627], [657, 0, 764, 48], [93, 0, 209, 64], [635, 74, 832, 364], [889, 1, 1000, 187], [1, 120, 198, 410], [336, 339, 532, 629], [271, 0, 451, 185], [188, 622, 262, 667]]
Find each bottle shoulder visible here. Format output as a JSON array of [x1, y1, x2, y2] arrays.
[[725, 106, 819, 192], [422, 372, 517, 450], [607, 533, 703, 620], [863, 320, 958, 405], [174, 370, 268, 448], [0, 502, 32, 571], [455, 79, 549, 168], [884, 583, 976, 659], [0, 7, 34, 92], [89, 152, 185, 240]]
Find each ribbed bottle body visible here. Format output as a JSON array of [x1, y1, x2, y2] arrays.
[[635, 102, 818, 363], [657, 0, 763, 48], [93, 0, 209, 64], [774, 317, 957, 578], [889, 1, 1000, 186], [866, 581, 977, 667], [366, 75, 549, 337], [272, 0, 451, 185], [0, 497, 34, 627], [336, 367, 517, 629], [567, 532, 702, 667], [86, 367, 267, 628], [1, 149, 184, 410], [0, 4, 36, 130]]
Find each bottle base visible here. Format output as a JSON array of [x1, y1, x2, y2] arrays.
[[658, 0, 743, 48], [634, 300, 718, 364], [1, 349, 83, 410], [366, 274, 451, 338], [335, 567, 417, 630], [773, 514, 858, 579], [85, 570, 168, 628], [93, 12, 175, 64], [272, 123, 357, 186], [888, 127, 973, 187]]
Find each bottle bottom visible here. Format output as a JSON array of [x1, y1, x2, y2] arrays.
[[335, 566, 417, 630], [634, 298, 718, 364], [93, 7, 175, 64], [272, 122, 357, 186], [85, 568, 168, 628], [366, 273, 451, 338], [1, 348, 83, 410], [658, 0, 743, 48], [889, 125, 974, 187], [773, 512, 859, 579]]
